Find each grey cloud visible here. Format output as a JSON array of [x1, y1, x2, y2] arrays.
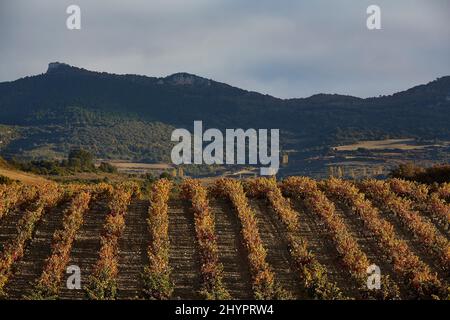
[[0, 0, 449, 98]]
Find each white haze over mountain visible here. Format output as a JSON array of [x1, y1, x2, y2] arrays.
[[0, 0, 449, 98]]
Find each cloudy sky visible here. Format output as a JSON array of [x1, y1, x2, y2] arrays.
[[1, 0, 449, 98]]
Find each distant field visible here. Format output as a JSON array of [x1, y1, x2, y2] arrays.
[[0, 167, 48, 185], [103, 161, 172, 173], [334, 139, 445, 151]]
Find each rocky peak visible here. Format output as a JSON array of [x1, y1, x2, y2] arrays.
[[46, 62, 72, 73], [164, 72, 211, 86]]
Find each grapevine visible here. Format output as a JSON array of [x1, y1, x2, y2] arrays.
[[436, 183, 450, 204], [322, 178, 446, 299], [142, 179, 174, 299], [31, 191, 92, 299], [360, 179, 450, 272], [0, 182, 63, 296], [389, 178, 449, 235], [282, 177, 400, 300], [0, 183, 38, 221], [245, 177, 344, 299], [181, 179, 230, 299], [86, 182, 137, 300], [213, 178, 282, 300]]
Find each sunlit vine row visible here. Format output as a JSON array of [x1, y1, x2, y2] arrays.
[[322, 178, 446, 299], [0, 182, 63, 296], [245, 178, 344, 299], [360, 180, 450, 272], [389, 179, 449, 236], [143, 179, 173, 299], [213, 178, 283, 300], [181, 179, 230, 299], [65, 182, 114, 199], [282, 177, 400, 300], [0, 183, 38, 221], [32, 191, 92, 299], [86, 182, 138, 300], [436, 183, 450, 204]]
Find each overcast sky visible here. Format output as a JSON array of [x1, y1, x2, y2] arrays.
[[1, 0, 449, 98]]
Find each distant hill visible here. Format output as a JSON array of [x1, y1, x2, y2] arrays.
[[0, 156, 48, 185], [0, 62, 449, 161]]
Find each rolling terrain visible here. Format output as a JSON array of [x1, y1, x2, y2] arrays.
[[0, 63, 449, 166], [0, 178, 448, 300]]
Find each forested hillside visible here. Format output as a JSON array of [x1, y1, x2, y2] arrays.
[[0, 62, 449, 161]]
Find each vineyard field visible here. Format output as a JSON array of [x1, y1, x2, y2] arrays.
[[0, 178, 448, 300]]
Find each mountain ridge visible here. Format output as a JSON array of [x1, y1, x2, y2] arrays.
[[39, 61, 450, 101], [0, 62, 449, 162]]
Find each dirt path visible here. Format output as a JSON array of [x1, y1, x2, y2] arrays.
[[168, 198, 201, 299], [248, 198, 303, 299], [58, 197, 109, 299], [116, 198, 150, 299], [5, 200, 70, 299], [290, 198, 361, 298], [210, 198, 253, 299]]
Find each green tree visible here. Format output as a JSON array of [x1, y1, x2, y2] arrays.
[[68, 148, 95, 171]]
